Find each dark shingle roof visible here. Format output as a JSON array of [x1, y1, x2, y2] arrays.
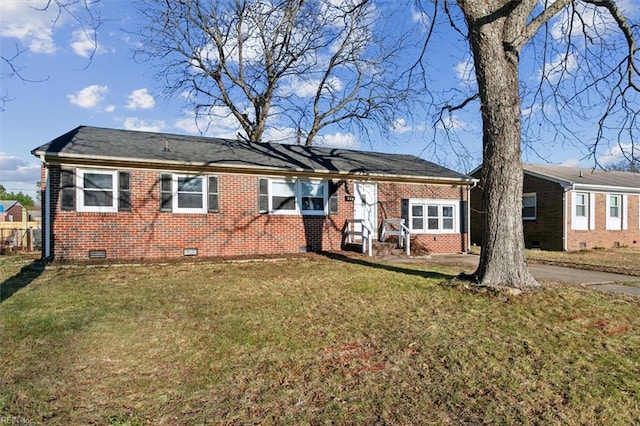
[[32, 126, 474, 183], [524, 164, 640, 190]]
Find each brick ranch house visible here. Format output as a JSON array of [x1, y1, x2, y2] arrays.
[[471, 164, 640, 251], [32, 126, 477, 261]]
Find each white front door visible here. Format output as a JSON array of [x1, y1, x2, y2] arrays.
[[353, 183, 378, 238]]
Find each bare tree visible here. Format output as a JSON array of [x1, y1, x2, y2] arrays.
[[410, 0, 639, 289], [0, 0, 101, 111], [134, 0, 406, 145]]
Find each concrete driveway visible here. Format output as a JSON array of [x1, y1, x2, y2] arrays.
[[418, 254, 640, 297]]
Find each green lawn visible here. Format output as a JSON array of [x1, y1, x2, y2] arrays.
[[1, 253, 639, 424]]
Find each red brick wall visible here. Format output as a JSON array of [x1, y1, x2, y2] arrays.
[[44, 165, 469, 260], [567, 192, 640, 250], [378, 182, 469, 254]]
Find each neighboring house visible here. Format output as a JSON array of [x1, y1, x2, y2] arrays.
[[0, 200, 25, 223], [471, 164, 640, 251], [32, 126, 477, 261]]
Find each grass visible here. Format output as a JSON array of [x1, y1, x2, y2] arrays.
[[469, 245, 640, 277], [525, 247, 640, 276], [1, 253, 640, 424]]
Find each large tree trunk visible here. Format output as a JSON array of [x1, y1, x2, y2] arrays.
[[466, 7, 540, 288]]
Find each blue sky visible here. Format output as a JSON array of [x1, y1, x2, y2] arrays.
[[1, 0, 638, 201]]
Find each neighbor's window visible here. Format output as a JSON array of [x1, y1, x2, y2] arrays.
[[575, 193, 587, 217], [606, 193, 626, 230], [609, 194, 620, 218], [522, 193, 536, 220], [572, 192, 591, 231], [77, 169, 118, 213], [408, 200, 458, 233]]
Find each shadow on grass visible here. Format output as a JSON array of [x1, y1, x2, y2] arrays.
[[1, 260, 45, 303], [319, 251, 455, 281]]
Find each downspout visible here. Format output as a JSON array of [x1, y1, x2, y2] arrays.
[[467, 181, 478, 253], [40, 154, 51, 259]]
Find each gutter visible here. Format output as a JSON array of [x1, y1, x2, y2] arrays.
[[39, 154, 51, 259], [34, 152, 478, 186]]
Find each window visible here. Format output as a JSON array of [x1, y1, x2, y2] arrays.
[[175, 175, 205, 213], [271, 180, 296, 211], [407, 200, 458, 233], [62, 168, 130, 213], [606, 194, 626, 230], [300, 181, 325, 213], [77, 169, 118, 213], [159, 173, 219, 214], [609, 195, 620, 218], [572, 192, 593, 231], [411, 205, 424, 230], [260, 178, 329, 215], [522, 193, 536, 220], [575, 193, 587, 217]]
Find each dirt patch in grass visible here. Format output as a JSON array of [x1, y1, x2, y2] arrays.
[[1, 253, 639, 424]]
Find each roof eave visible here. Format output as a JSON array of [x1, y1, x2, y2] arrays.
[[36, 151, 476, 185]]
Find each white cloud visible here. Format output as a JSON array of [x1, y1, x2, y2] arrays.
[[391, 118, 426, 134], [560, 158, 581, 167], [539, 52, 578, 83], [0, 152, 41, 184], [68, 85, 109, 109], [70, 29, 97, 58], [316, 132, 359, 149], [0, 0, 59, 54], [436, 114, 468, 131], [262, 127, 297, 144], [411, 6, 430, 30], [122, 118, 166, 132], [455, 57, 476, 88], [280, 76, 344, 98], [126, 88, 155, 110], [550, 1, 630, 41], [597, 143, 634, 166], [174, 108, 241, 138]]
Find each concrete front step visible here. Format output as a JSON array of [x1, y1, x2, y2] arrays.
[[343, 241, 408, 257]]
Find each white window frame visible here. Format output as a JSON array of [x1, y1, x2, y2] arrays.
[[172, 174, 207, 214], [299, 180, 326, 215], [269, 179, 298, 214], [268, 178, 328, 215], [408, 199, 459, 234], [76, 169, 118, 213], [522, 193, 537, 221]]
